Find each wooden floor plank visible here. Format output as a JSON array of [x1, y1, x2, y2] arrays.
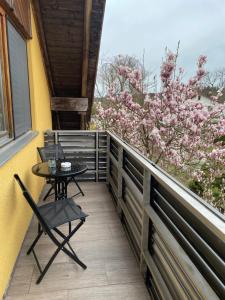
[[5, 182, 150, 300], [5, 290, 68, 300], [68, 283, 150, 300]]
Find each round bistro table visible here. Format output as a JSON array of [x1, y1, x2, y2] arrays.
[[32, 161, 87, 201]]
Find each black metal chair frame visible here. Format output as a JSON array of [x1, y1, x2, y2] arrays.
[[42, 179, 55, 201], [37, 143, 85, 201], [14, 174, 87, 284]]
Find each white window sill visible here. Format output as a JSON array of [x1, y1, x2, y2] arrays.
[[0, 131, 39, 167]]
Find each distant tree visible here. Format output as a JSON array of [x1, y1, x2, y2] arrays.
[[95, 54, 156, 101], [201, 68, 225, 102], [203, 68, 225, 89]]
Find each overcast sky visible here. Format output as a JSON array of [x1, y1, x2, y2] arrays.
[[99, 0, 225, 79]]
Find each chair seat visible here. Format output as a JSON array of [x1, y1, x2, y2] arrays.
[[38, 198, 88, 229]]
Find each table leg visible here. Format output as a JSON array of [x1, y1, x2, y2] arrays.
[[54, 178, 69, 201], [55, 179, 63, 201], [54, 180, 58, 202], [65, 178, 68, 198]]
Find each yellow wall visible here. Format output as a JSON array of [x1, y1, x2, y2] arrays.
[[0, 10, 52, 298]]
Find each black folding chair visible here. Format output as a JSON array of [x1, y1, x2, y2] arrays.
[[14, 174, 88, 284], [38, 143, 65, 162], [37, 144, 85, 200]]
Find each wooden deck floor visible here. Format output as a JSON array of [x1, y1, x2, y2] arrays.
[[6, 182, 150, 300]]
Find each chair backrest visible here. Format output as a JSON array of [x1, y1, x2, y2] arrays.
[[14, 174, 49, 232], [37, 143, 65, 162]]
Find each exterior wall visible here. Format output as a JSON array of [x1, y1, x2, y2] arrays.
[[0, 10, 52, 298]]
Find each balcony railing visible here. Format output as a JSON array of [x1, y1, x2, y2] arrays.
[[44, 130, 225, 299]]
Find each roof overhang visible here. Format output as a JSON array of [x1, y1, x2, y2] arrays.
[[32, 0, 106, 129]]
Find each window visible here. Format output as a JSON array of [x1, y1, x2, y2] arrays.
[[0, 6, 31, 147], [7, 20, 31, 138]]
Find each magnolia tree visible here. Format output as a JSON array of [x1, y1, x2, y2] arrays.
[[96, 52, 225, 212]]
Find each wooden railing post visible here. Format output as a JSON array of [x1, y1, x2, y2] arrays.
[[117, 145, 123, 215], [140, 169, 151, 275], [54, 131, 58, 144], [106, 133, 110, 185], [95, 132, 99, 182]]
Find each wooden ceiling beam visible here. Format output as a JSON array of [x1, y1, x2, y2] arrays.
[[81, 0, 92, 129], [86, 0, 106, 124], [31, 0, 55, 95], [82, 0, 92, 98], [51, 97, 88, 112]]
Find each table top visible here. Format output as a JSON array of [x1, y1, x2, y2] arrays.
[[32, 160, 87, 179]]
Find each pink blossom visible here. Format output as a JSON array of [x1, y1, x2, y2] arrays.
[[160, 52, 176, 83], [198, 55, 207, 68]]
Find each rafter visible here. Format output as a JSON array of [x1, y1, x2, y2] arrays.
[[32, 0, 54, 95], [82, 0, 92, 98], [81, 0, 92, 129]]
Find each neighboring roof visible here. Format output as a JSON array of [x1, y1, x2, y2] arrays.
[[32, 0, 106, 129]]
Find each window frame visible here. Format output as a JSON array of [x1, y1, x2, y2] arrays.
[[0, 6, 13, 146], [0, 5, 32, 148]]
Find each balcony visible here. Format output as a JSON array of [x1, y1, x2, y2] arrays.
[[6, 130, 225, 299]]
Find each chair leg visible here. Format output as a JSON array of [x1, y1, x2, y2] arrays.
[[69, 221, 71, 234], [34, 221, 87, 284], [54, 228, 76, 255], [36, 246, 61, 284], [71, 177, 85, 196], [43, 185, 54, 201], [62, 245, 87, 269], [53, 227, 87, 269], [53, 222, 87, 269], [27, 230, 43, 255], [36, 237, 87, 284]]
